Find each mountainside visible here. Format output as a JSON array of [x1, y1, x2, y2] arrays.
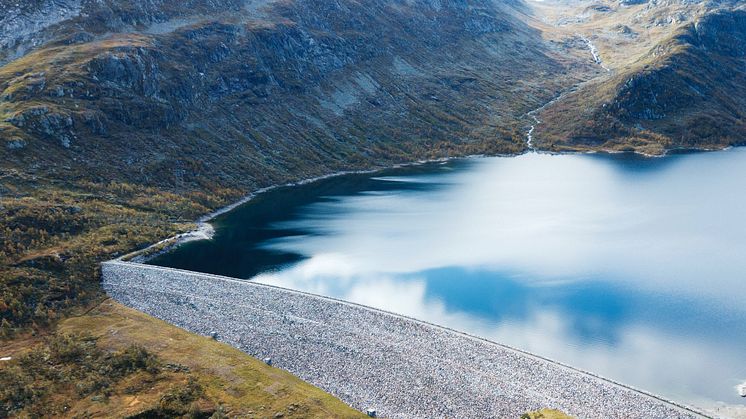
[[2, 0, 745, 178], [533, 2, 746, 154], [0, 0, 595, 192]]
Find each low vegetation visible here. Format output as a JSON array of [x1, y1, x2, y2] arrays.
[[0, 178, 241, 336], [2, 334, 163, 416], [1, 300, 367, 417], [521, 409, 573, 419]]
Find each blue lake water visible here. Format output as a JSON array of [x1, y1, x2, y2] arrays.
[[151, 149, 746, 413]]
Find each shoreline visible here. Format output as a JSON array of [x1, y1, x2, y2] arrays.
[[102, 260, 707, 419], [121, 153, 489, 263], [122, 145, 738, 263], [107, 147, 746, 417]]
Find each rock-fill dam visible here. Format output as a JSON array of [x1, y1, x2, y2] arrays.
[[102, 260, 703, 419]]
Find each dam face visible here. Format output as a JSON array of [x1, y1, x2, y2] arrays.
[[102, 261, 700, 419]]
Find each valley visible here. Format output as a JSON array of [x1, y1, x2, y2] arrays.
[[1, 0, 745, 417]]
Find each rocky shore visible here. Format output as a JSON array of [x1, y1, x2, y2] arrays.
[[102, 261, 703, 419]]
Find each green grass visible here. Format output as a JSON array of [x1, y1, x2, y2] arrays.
[[1, 300, 366, 418], [522, 409, 574, 419]]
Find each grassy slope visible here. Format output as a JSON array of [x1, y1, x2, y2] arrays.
[[521, 409, 573, 419], [2, 300, 366, 418], [61, 300, 366, 418]]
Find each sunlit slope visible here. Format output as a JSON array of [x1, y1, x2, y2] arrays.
[[535, 8, 746, 154]]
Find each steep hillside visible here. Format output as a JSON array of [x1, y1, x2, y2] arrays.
[[1, 0, 592, 192], [533, 6, 746, 154]]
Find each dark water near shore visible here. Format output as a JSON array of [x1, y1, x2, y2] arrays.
[[151, 149, 746, 413]]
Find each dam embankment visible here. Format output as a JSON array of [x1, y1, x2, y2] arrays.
[[102, 261, 704, 419]]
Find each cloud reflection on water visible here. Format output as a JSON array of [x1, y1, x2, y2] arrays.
[[252, 150, 746, 411], [152, 149, 746, 413], [255, 255, 744, 411], [263, 152, 746, 307]]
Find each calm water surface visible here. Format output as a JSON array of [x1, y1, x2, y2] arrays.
[[151, 149, 746, 412]]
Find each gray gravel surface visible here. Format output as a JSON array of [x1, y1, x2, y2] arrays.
[[102, 261, 704, 419]]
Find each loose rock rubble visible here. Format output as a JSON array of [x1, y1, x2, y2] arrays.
[[103, 261, 703, 419]]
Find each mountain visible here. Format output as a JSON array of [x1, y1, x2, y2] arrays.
[[0, 0, 598, 192], [532, 0, 746, 154]]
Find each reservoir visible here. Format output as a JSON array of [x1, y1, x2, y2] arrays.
[[150, 149, 746, 413]]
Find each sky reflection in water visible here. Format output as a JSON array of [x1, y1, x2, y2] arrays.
[[151, 149, 746, 412]]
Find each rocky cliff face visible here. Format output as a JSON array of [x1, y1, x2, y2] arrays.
[[0, 0, 592, 191], [0, 0, 82, 63], [614, 10, 746, 119], [0, 0, 253, 64]]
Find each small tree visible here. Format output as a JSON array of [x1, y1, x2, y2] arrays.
[[0, 318, 14, 339]]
